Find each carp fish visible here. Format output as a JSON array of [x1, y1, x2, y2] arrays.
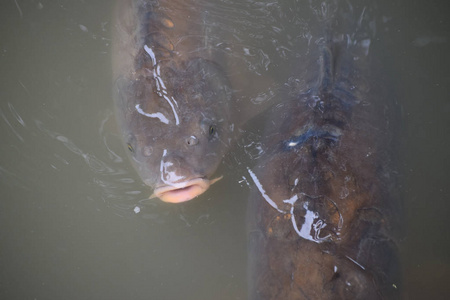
[[247, 1, 402, 299], [112, 0, 235, 203]]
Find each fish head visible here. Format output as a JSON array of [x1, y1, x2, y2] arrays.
[[115, 58, 234, 203]]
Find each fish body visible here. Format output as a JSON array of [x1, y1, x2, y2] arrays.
[[112, 0, 234, 203], [247, 2, 402, 299]]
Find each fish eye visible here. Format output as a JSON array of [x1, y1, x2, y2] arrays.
[[209, 125, 215, 136], [127, 143, 134, 152]]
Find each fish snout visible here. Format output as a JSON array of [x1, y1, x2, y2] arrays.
[[160, 154, 190, 184], [152, 176, 223, 204], [153, 153, 223, 203], [156, 153, 208, 203]]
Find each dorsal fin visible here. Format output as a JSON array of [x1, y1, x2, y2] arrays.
[[317, 45, 334, 94]]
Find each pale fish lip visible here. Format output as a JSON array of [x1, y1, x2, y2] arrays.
[[151, 176, 223, 203]]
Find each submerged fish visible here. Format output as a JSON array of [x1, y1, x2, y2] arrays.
[[247, 2, 402, 299], [112, 0, 235, 203]]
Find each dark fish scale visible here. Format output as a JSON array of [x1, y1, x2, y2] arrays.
[[160, 17, 174, 29], [145, 32, 174, 52], [317, 46, 334, 93], [283, 128, 340, 151], [138, 3, 180, 63], [142, 10, 174, 29]]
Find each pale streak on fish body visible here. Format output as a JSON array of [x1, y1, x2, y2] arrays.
[[247, 167, 284, 214], [248, 167, 335, 243], [162, 94, 179, 125], [143, 45, 157, 67], [135, 104, 169, 124], [112, 0, 234, 203], [141, 44, 181, 125]]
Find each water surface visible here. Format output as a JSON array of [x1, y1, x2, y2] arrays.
[[0, 0, 449, 299]]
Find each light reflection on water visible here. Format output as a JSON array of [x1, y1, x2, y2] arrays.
[[0, 0, 449, 299]]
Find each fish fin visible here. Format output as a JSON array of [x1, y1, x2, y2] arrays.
[[210, 175, 224, 185]]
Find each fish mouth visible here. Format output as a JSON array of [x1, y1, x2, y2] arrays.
[[151, 176, 223, 203]]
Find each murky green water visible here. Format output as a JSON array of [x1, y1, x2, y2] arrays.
[[1, 1, 449, 299]]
